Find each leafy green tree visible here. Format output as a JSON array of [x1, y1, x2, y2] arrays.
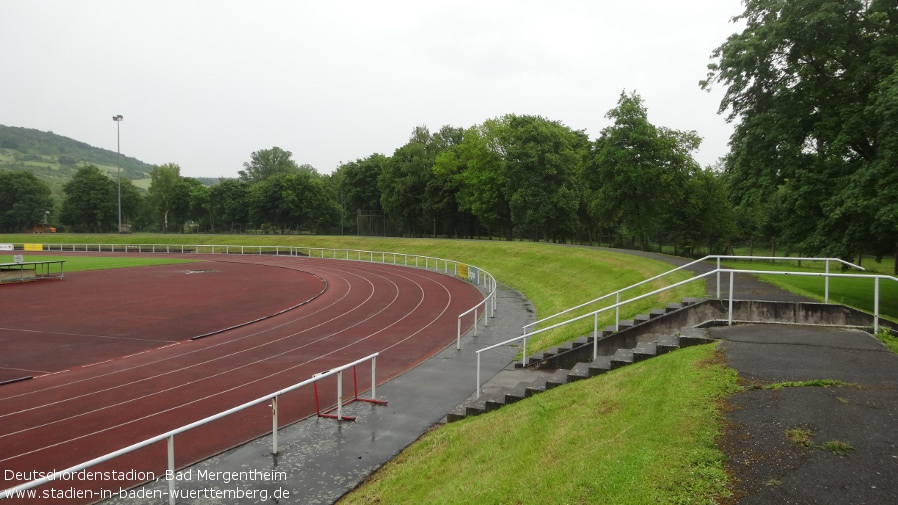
[[119, 178, 144, 230], [438, 119, 513, 240], [379, 126, 444, 236], [335, 154, 387, 223], [585, 91, 702, 250], [703, 0, 898, 260], [211, 179, 250, 233], [239, 147, 300, 183], [0, 171, 53, 232], [504, 114, 586, 242], [147, 163, 184, 233], [60, 165, 118, 232], [253, 170, 339, 233]]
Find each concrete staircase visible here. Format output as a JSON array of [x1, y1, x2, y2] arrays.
[[447, 298, 714, 423], [516, 298, 703, 370]]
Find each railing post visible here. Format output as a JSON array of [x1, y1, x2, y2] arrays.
[[593, 313, 599, 361], [523, 337, 528, 367], [457, 316, 462, 350], [874, 277, 881, 335], [476, 352, 481, 399], [271, 396, 279, 454], [728, 270, 735, 326], [615, 293, 620, 331], [825, 260, 830, 303], [371, 356, 377, 400], [337, 371, 343, 421], [474, 307, 478, 337], [167, 435, 176, 505], [717, 257, 721, 298]]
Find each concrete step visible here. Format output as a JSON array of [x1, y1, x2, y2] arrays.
[[632, 342, 658, 362], [610, 348, 634, 369]]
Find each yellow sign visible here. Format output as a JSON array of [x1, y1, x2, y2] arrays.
[[457, 264, 468, 279], [24, 243, 43, 251]]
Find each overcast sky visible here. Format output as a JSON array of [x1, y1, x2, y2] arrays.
[[2, 0, 745, 178]]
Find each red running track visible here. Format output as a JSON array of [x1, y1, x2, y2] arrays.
[[0, 254, 483, 504]]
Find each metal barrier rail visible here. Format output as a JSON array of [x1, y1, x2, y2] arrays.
[[21, 242, 498, 347], [476, 268, 896, 398], [1, 354, 381, 505], [523, 255, 864, 335]]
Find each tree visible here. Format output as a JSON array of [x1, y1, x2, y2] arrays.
[[504, 115, 586, 242], [440, 119, 514, 240], [703, 0, 898, 260], [378, 126, 444, 236], [211, 179, 250, 233], [585, 91, 702, 250], [60, 165, 117, 232], [335, 154, 387, 223], [147, 163, 183, 233], [0, 171, 53, 232], [239, 147, 300, 183]]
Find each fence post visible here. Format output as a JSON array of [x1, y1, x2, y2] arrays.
[[615, 293, 620, 331], [337, 371, 343, 421], [874, 277, 881, 334], [474, 307, 478, 337], [371, 356, 377, 400], [717, 257, 721, 298], [593, 313, 599, 361], [825, 260, 830, 303], [728, 270, 735, 326], [167, 436, 176, 505], [476, 352, 481, 399], [457, 317, 462, 350], [271, 396, 279, 454]]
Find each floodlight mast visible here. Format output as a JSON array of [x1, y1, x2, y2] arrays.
[[113, 115, 123, 233]]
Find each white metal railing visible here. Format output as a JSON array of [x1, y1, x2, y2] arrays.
[[523, 255, 863, 336], [475, 267, 896, 398], [1, 354, 381, 504], [12, 242, 498, 346]]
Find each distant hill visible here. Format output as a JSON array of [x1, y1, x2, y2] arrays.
[[0, 124, 220, 195]]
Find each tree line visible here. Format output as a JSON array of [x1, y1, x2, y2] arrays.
[[2, 0, 895, 265], [0, 92, 740, 256]]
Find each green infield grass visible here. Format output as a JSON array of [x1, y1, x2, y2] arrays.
[[0, 254, 195, 273]]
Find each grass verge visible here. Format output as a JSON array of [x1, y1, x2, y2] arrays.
[[339, 343, 739, 505]]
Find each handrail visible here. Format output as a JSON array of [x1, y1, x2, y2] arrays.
[[523, 255, 864, 333], [476, 267, 896, 398], [15, 242, 498, 351], [1, 353, 380, 504]]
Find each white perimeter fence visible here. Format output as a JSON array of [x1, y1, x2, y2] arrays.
[[0, 242, 497, 503]]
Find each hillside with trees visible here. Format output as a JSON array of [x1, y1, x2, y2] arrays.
[[0, 124, 154, 195]]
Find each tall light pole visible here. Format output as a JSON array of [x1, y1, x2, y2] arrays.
[[112, 115, 123, 233]]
